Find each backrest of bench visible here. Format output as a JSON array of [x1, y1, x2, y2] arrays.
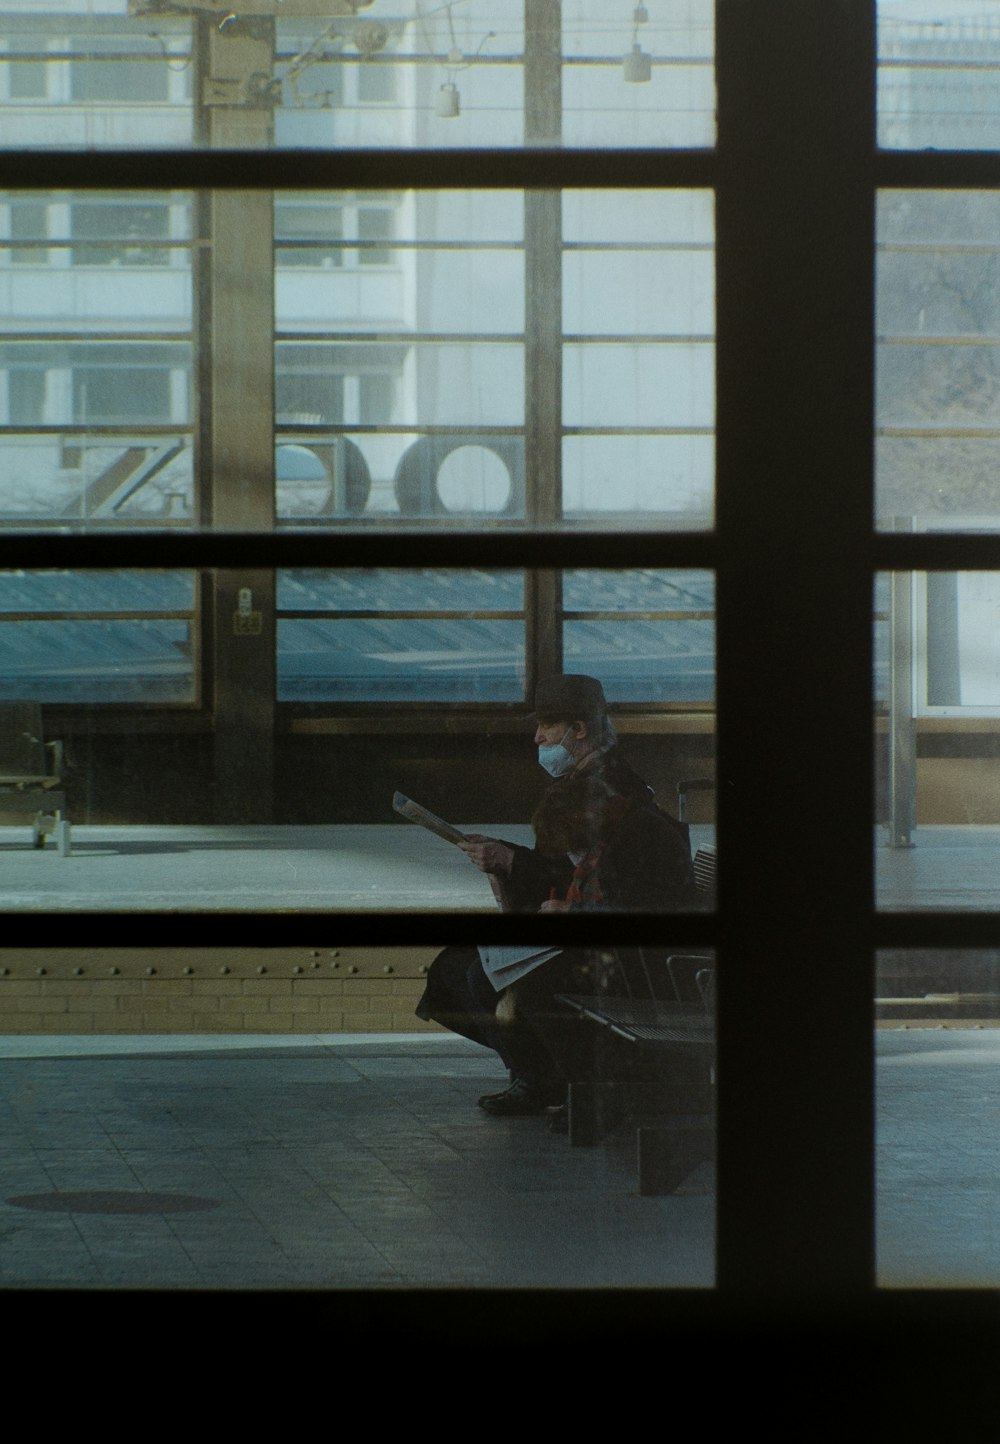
[[0, 702, 47, 778], [693, 843, 717, 896]]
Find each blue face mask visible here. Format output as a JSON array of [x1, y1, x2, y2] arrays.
[[538, 728, 577, 778]]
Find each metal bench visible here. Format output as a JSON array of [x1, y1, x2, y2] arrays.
[[554, 847, 718, 1195], [559, 964, 716, 1194], [0, 702, 72, 856]]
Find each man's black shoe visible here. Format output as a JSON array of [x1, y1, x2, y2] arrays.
[[478, 1079, 550, 1116], [545, 1103, 568, 1135]]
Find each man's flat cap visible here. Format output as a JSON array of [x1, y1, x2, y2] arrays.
[[533, 673, 608, 720]]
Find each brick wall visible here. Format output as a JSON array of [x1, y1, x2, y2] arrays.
[[0, 947, 443, 1035]]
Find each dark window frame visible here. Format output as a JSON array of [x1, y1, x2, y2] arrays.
[[7, 0, 997, 1356]]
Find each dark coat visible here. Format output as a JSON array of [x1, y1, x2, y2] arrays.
[[503, 747, 698, 913]]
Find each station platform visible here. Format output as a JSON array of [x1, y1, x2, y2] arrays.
[[0, 1032, 714, 1292], [877, 1026, 1000, 1288], [2, 1025, 997, 1294], [877, 824, 1000, 910], [0, 821, 996, 911]]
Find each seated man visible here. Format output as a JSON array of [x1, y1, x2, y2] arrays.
[[414, 673, 697, 1116]]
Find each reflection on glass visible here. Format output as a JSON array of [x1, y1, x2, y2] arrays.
[[563, 569, 715, 703], [0, 566, 714, 935], [275, 188, 714, 527], [0, 190, 193, 527], [0, 2, 715, 152], [876, 570, 1000, 910], [877, 192, 1000, 531], [277, 567, 716, 706], [878, 1, 1000, 151], [0, 569, 197, 703], [877, 949, 1000, 1286], [278, 568, 526, 703]]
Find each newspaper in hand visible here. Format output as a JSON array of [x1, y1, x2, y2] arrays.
[[478, 946, 561, 990], [392, 791, 467, 847]]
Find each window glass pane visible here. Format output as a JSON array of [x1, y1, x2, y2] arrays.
[[6, 39, 46, 101], [0, 190, 193, 530], [279, 617, 526, 703], [564, 570, 715, 704], [0, 569, 715, 925], [0, 569, 196, 704], [877, 191, 1000, 532], [70, 196, 172, 266], [275, 189, 525, 525], [0, 3, 713, 152], [278, 568, 526, 703], [277, 567, 715, 707], [0, 15, 192, 150], [9, 196, 46, 263], [877, 570, 1000, 909], [562, 0, 715, 148], [276, 188, 714, 529], [563, 189, 714, 525], [275, 200, 344, 268], [878, 2, 1000, 151], [877, 950, 1000, 1286]]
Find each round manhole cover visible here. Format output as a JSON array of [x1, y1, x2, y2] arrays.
[[6, 1191, 222, 1215]]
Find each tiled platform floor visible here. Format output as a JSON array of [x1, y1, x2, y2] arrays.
[[0, 1033, 714, 1292], [878, 1027, 1000, 1288]]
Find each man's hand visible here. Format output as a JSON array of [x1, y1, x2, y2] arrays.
[[459, 834, 515, 877], [538, 898, 570, 912]]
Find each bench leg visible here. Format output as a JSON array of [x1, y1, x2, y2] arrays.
[[56, 817, 71, 858], [637, 1118, 715, 1196], [567, 1081, 629, 1146]]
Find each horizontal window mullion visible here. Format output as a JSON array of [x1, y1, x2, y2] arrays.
[[875, 914, 1000, 948], [276, 611, 524, 622], [562, 610, 715, 622], [875, 535, 1000, 568], [0, 150, 720, 193], [275, 240, 525, 252], [0, 910, 717, 949], [275, 332, 523, 345], [0, 533, 718, 571], [0, 611, 193, 623], [561, 424, 715, 436], [563, 333, 713, 344], [877, 152, 1000, 187], [0, 332, 190, 344], [0, 424, 193, 437]]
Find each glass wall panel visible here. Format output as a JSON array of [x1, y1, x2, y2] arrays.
[[563, 569, 715, 703], [1, 183, 714, 533], [278, 567, 715, 706], [276, 188, 714, 528], [878, 2, 1000, 151], [0, 566, 714, 909], [0, 3, 714, 152], [0, 569, 197, 703], [563, 189, 714, 525], [562, 0, 715, 148], [0, 190, 194, 527], [877, 191, 1000, 532], [277, 569, 526, 703], [877, 950, 1000, 1286], [0, 9, 193, 149], [275, 189, 525, 525], [877, 570, 1000, 910]]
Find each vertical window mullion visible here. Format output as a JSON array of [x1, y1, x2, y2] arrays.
[[714, 0, 877, 1300]]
